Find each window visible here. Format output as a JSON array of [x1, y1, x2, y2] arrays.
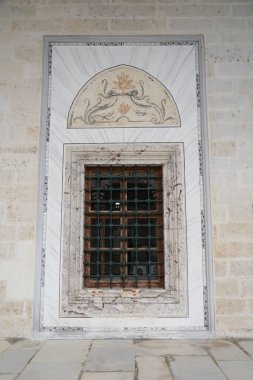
[[83, 165, 164, 289], [61, 143, 187, 318]]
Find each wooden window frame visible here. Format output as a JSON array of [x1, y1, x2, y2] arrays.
[[83, 165, 164, 289]]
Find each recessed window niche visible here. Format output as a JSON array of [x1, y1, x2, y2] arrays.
[[35, 36, 213, 338], [61, 143, 187, 318]]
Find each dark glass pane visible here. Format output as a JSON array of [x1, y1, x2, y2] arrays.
[[128, 250, 157, 278], [91, 177, 121, 211], [127, 177, 157, 211], [127, 219, 157, 248], [90, 218, 99, 248], [90, 250, 99, 276], [102, 252, 110, 275], [111, 252, 121, 275], [90, 251, 121, 276], [90, 218, 121, 248], [104, 219, 121, 248]]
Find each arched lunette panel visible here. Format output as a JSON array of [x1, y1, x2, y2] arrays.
[[68, 64, 181, 128]]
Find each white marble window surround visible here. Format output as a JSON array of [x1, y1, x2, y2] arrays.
[[61, 143, 187, 318], [34, 36, 214, 338]]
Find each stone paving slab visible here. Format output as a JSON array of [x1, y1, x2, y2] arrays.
[[80, 372, 134, 380], [217, 360, 253, 380], [17, 363, 82, 380], [136, 355, 173, 380], [170, 356, 226, 380], [0, 348, 37, 374], [84, 340, 135, 372], [0, 343, 10, 355], [31, 339, 91, 363], [238, 340, 253, 357], [134, 339, 207, 356], [207, 340, 251, 361], [0, 339, 253, 379]]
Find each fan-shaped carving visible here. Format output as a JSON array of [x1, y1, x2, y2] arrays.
[[68, 65, 181, 128]]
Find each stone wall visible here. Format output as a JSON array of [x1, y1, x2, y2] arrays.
[[0, 0, 252, 338]]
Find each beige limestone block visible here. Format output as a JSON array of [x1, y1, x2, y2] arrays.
[[65, 19, 109, 33], [25, 302, 33, 318], [110, 18, 167, 32], [216, 299, 246, 315], [207, 78, 233, 93], [228, 203, 253, 223], [0, 186, 36, 203], [157, 4, 229, 17], [2, 241, 35, 301], [211, 141, 237, 156], [218, 223, 253, 242], [232, 4, 253, 17], [238, 79, 253, 94], [215, 18, 246, 30], [0, 243, 11, 258], [0, 317, 33, 338], [0, 301, 24, 316], [86, 4, 156, 18], [0, 4, 36, 18], [0, 224, 15, 241], [0, 18, 11, 32], [214, 260, 227, 276], [25, 127, 39, 142], [240, 280, 253, 297], [11, 19, 65, 33], [218, 62, 253, 78], [0, 282, 7, 299], [212, 204, 228, 223], [214, 242, 253, 258], [230, 260, 253, 277], [15, 223, 35, 241], [170, 18, 214, 32], [215, 278, 239, 297], [248, 300, 253, 313]]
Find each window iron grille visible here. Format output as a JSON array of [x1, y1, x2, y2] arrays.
[[83, 165, 164, 288]]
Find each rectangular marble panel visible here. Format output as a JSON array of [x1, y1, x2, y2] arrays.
[[35, 36, 213, 338]]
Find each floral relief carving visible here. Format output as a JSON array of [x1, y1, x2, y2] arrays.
[[113, 72, 135, 92], [68, 65, 181, 128], [117, 103, 130, 115]]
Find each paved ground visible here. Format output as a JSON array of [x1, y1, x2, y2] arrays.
[[0, 339, 253, 379]]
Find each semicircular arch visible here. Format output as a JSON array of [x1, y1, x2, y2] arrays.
[[67, 64, 181, 128]]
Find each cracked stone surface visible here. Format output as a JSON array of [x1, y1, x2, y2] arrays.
[[0, 348, 37, 374], [136, 355, 173, 379], [83, 340, 135, 372], [31, 340, 91, 363], [170, 356, 227, 380], [238, 340, 253, 357], [0, 339, 253, 379]]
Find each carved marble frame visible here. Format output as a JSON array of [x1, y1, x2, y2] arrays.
[[61, 143, 187, 317]]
